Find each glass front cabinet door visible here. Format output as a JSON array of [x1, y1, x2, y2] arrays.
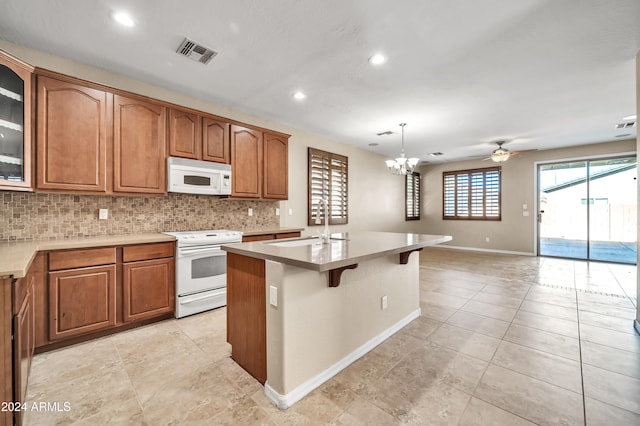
[[0, 51, 33, 190]]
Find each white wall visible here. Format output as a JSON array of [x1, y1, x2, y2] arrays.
[[418, 140, 636, 254]]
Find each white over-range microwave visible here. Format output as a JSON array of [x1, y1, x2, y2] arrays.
[[168, 157, 232, 195]]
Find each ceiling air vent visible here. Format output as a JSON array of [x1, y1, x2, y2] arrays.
[[176, 38, 218, 64], [615, 121, 636, 129]]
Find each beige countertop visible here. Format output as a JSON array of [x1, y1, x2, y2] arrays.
[[241, 227, 305, 237], [0, 233, 176, 279], [221, 231, 452, 272]]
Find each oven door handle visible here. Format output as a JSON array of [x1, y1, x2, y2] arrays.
[[180, 292, 224, 304], [178, 246, 226, 256]]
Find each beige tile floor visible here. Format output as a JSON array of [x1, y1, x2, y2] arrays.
[[23, 248, 640, 425]]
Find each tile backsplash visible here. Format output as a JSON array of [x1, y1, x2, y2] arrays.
[[1, 192, 280, 241]]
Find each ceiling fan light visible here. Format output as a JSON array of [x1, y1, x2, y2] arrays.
[[491, 149, 510, 162]]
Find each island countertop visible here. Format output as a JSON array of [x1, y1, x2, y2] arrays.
[[221, 231, 452, 272]]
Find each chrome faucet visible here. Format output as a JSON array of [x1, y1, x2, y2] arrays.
[[315, 198, 331, 244]]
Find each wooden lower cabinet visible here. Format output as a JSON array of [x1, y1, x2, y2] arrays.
[[242, 231, 301, 242], [41, 242, 175, 346], [123, 258, 174, 323], [226, 252, 266, 384], [48, 265, 117, 341], [12, 273, 34, 426], [1, 252, 40, 426], [1, 277, 14, 426]]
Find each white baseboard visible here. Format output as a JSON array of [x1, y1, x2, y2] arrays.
[[264, 307, 421, 410], [436, 244, 535, 257]]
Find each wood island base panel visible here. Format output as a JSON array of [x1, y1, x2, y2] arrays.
[[223, 232, 452, 409]]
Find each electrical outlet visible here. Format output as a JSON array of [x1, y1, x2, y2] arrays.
[[248, 208, 253, 216], [269, 286, 278, 307], [485, 237, 490, 243], [381, 295, 388, 310], [275, 208, 280, 216], [99, 209, 108, 220], [288, 208, 293, 216]]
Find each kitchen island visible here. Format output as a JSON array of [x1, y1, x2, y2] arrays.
[[221, 231, 451, 409]]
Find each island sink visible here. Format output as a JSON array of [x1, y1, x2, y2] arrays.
[[262, 236, 346, 248]]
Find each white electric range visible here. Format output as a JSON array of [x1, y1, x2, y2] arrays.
[[163, 229, 243, 318]]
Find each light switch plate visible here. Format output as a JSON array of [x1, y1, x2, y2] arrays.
[[275, 208, 280, 216], [269, 286, 278, 307], [99, 209, 108, 220], [248, 208, 253, 216]]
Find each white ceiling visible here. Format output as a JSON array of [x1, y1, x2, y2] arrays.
[[1, 0, 638, 163]]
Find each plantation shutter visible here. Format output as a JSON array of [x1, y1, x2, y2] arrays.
[[443, 167, 501, 220], [406, 172, 421, 220], [308, 148, 348, 225]]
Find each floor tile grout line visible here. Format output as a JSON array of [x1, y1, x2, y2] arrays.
[[109, 334, 149, 424], [463, 281, 543, 425], [574, 262, 588, 426]]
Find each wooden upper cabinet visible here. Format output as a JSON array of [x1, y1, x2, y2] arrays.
[[231, 124, 262, 198], [0, 51, 33, 191], [168, 108, 201, 160], [169, 111, 230, 164], [113, 95, 167, 194], [36, 76, 108, 191], [263, 132, 288, 199], [202, 116, 230, 163]]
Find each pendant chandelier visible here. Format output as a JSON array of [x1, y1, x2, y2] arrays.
[[385, 123, 419, 175]]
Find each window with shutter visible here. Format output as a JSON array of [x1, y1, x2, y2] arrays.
[[442, 167, 501, 220], [308, 148, 348, 225], [406, 172, 421, 220]]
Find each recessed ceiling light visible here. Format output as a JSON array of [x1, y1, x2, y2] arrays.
[[369, 54, 386, 65], [112, 11, 135, 27], [293, 91, 306, 100], [622, 114, 637, 120], [368, 143, 379, 147]]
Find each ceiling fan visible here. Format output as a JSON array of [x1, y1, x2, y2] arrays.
[[485, 140, 536, 162]]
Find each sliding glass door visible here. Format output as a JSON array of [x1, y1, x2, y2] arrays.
[[538, 156, 637, 264]]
